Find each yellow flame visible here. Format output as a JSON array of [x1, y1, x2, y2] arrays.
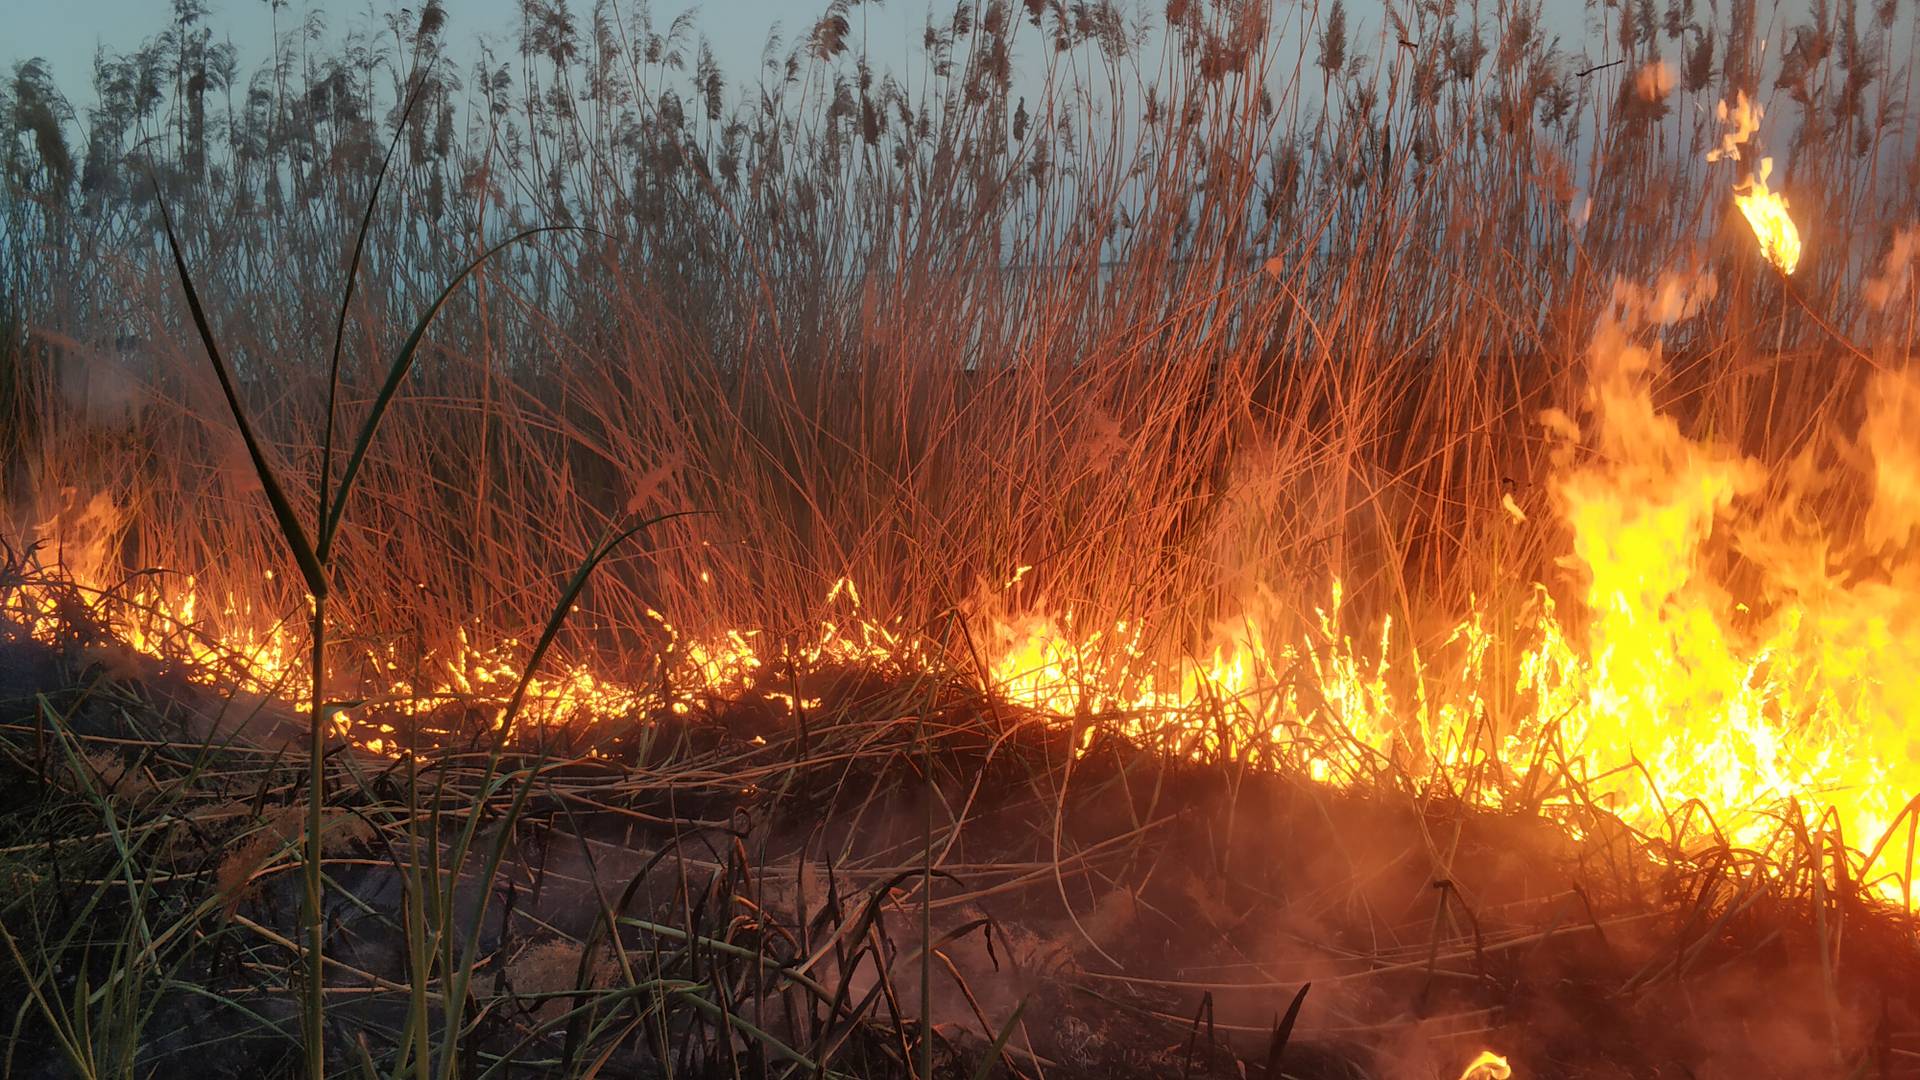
[[1710, 93, 1801, 274], [13, 245, 1920, 911], [1459, 1050, 1512, 1080], [11, 352, 1920, 906], [1732, 159, 1801, 275]]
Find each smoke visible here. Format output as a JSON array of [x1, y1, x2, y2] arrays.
[[1863, 368, 1920, 553], [1863, 226, 1919, 310], [1633, 60, 1675, 103], [57, 343, 146, 427]]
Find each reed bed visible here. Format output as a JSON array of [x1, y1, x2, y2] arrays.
[[2, 0, 1909, 659]]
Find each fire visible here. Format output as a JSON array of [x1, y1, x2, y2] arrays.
[[1710, 92, 1801, 274], [14, 280, 1920, 901], [1459, 1050, 1512, 1080], [10, 162, 1920, 910], [1731, 160, 1801, 275]]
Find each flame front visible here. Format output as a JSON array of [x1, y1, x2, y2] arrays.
[[9, 179, 1920, 911]]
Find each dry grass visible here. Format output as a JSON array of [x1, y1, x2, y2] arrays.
[[2, 0, 1909, 665]]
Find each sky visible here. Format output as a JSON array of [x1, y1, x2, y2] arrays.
[[4, 0, 1607, 106], [5, 0, 930, 108], [2, 0, 1825, 128]]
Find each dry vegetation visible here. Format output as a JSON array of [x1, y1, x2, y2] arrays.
[[3, 0, 1920, 1076]]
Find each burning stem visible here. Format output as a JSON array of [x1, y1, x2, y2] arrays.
[[1777, 268, 1880, 371]]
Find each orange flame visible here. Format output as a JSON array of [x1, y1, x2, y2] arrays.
[[11, 229, 1920, 911], [1459, 1050, 1513, 1080], [1731, 159, 1801, 275], [1710, 92, 1801, 274]]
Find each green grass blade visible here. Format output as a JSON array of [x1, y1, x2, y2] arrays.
[[489, 511, 701, 748], [153, 187, 326, 600], [318, 69, 435, 535], [967, 998, 1027, 1080], [1261, 982, 1310, 1079]]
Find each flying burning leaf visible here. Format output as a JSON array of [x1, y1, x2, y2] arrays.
[[1707, 93, 1761, 165]]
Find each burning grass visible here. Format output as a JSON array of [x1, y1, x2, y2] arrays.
[[6, 562, 1920, 1079], [5, 0, 1920, 1074]]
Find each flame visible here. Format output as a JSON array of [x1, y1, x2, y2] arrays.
[[1459, 1050, 1512, 1080], [1710, 92, 1801, 274], [14, 181, 1920, 911], [1731, 159, 1801, 275]]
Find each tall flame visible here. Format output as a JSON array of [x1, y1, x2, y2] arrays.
[[1710, 92, 1802, 274], [1731, 158, 1802, 275]]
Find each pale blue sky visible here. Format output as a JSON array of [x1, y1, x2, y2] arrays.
[[9, 1, 932, 108], [3, 0, 1825, 121]]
